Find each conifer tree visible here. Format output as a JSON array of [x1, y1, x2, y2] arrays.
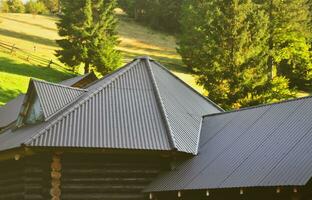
[[178, 0, 294, 109], [56, 0, 121, 75], [264, 0, 312, 87]]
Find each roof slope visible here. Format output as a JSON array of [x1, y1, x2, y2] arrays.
[[149, 60, 221, 153], [0, 95, 25, 128], [0, 57, 221, 153], [32, 79, 87, 120], [146, 96, 312, 191]]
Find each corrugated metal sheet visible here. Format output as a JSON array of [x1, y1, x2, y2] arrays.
[[0, 94, 24, 128], [32, 79, 87, 120], [145, 96, 312, 192], [149, 60, 221, 154], [0, 57, 221, 153]]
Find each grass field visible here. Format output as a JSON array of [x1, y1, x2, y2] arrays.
[[0, 12, 204, 106]]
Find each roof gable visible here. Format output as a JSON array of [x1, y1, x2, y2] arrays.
[[0, 73, 96, 130], [32, 80, 87, 120], [15, 79, 87, 128]]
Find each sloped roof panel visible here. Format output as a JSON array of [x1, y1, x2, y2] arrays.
[[145, 96, 312, 191], [150, 60, 221, 154], [33, 80, 87, 120], [0, 94, 24, 128]]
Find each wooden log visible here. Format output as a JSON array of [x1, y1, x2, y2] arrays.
[[50, 153, 61, 200]]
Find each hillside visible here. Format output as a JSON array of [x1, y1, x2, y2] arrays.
[[0, 12, 205, 106]]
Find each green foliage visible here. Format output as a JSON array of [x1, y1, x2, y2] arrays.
[[2, 0, 25, 13], [1, 0, 10, 12], [25, 0, 48, 15], [265, 0, 312, 88], [56, 0, 122, 75], [118, 0, 182, 33], [38, 0, 59, 13], [179, 0, 294, 109]]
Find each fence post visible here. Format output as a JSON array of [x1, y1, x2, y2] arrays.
[[10, 44, 15, 54], [48, 60, 53, 68]]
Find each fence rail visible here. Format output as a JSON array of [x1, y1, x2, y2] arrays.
[[0, 40, 67, 69]]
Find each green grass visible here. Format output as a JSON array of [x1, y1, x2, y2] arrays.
[[0, 12, 205, 106]]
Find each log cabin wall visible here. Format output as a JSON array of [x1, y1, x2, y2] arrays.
[[0, 154, 50, 200], [60, 153, 170, 200]]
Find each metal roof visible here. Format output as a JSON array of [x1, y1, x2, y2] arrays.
[[145, 96, 312, 191], [0, 57, 220, 153], [0, 73, 97, 129], [0, 94, 25, 128], [32, 79, 87, 120]]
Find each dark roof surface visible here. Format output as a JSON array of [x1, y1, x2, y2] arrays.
[[0, 95, 25, 128], [0, 73, 96, 129], [32, 79, 87, 120], [146, 96, 312, 191], [0, 57, 220, 153]]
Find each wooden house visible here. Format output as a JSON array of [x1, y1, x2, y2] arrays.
[[0, 56, 312, 200]]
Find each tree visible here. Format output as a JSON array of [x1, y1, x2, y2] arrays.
[[7, 0, 25, 13], [265, 0, 312, 88], [56, 0, 122, 75], [178, 0, 294, 109], [118, 0, 182, 33], [38, 0, 59, 13], [25, 0, 48, 15], [0, 0, 10, 12]]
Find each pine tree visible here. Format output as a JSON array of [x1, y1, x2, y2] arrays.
[[178, 0, 294, 109], [56, 0, 121, 75], [265, 0, 312, 88]]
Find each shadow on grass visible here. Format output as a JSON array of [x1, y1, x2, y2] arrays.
[[0, 56, 73, 83], [0, 15, 57, 32], [0, 28, 57, 47], [0, 86, 22, 106]]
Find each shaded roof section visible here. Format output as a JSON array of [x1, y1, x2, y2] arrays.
[[0, 57, 221, 153], [0, 95, 25, 128], [59, 71, 98, 88], [0, 73, 97, 129], [31, 79, 87, 120], [146, 96, 312, 191]]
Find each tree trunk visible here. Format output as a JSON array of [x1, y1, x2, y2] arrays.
[[268, 0, 274, 81], [84, 61, 90, 74]]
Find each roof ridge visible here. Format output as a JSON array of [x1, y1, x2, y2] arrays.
[[144, 57, 177, 151], [23, 59, 140, 145], [151, 60, 224, 112], [203, 95, 312, 118], [31, 78, 88, 92]]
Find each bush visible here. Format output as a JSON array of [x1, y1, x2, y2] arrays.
[[7, 0, 25, 13], [25, 0, 48, 15], [0, 0, 10, 12]]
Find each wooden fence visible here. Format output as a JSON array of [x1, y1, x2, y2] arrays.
[[0, 40, 66, 69]]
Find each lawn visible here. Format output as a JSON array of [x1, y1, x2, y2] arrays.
[[0, 12, 205, 106]]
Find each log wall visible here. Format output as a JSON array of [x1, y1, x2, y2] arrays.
[[0, 154, 50, 200], [61, 154, 170, 200]]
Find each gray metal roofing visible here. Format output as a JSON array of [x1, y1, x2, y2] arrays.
[[32, 79, 87, 120], [59, 74, 88, 86], [0, 94, 25, 128], [0, 74, 93, 129], [145, 96, 312, 191], [0, 57, 220, 153]]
